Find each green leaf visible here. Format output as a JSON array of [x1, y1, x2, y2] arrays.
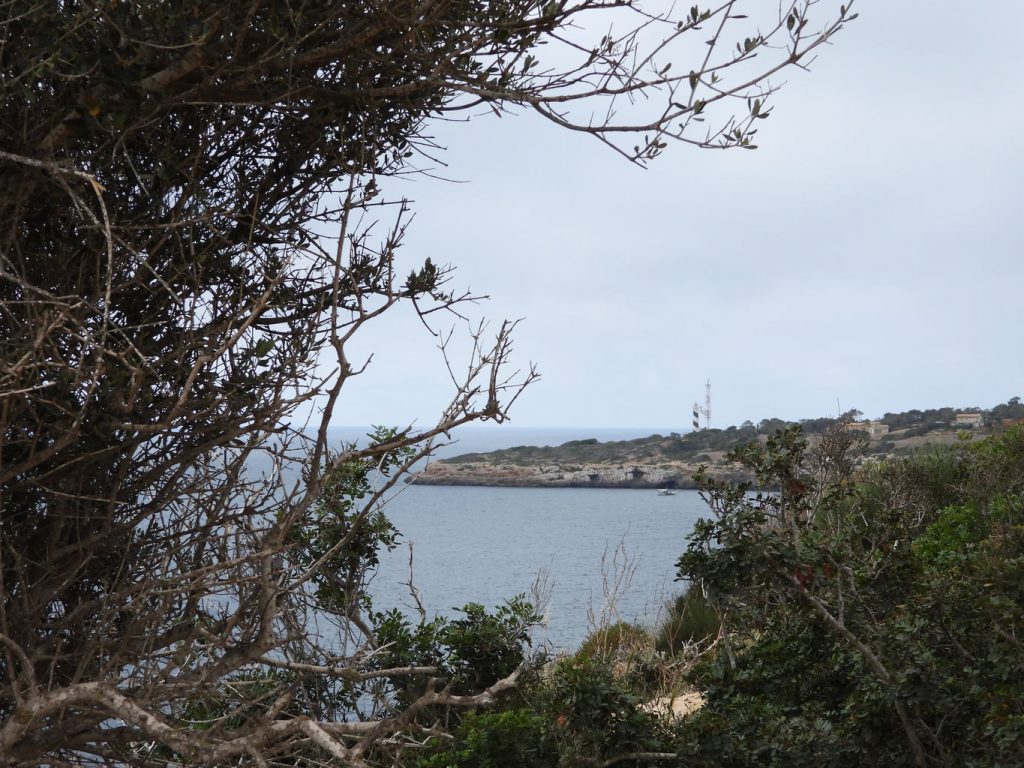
[[253, 338, 274, 357]]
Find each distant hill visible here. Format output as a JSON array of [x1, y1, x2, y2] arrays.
[[414, 398, 1024, 488]]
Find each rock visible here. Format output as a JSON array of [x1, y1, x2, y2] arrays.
[[640, 691, 705, 719]]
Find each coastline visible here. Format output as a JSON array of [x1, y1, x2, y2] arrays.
[[408, 423, 985, 489], [411, 459, 747, 489]]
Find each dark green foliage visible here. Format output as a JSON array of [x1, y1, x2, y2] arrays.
[[545, 659, 668, 760], [675, 427, 1024, 767], [413, 708, 555, 768], [441, 422, 794, 468], [991, 396, 1024, 423], [413, 657, 674, 768], [444, 598, 542, 693], [288, 427, 410, 615], [576, 622, 651, 661], [655, 588, 720, 655], [373, 596, 542, 708], [881, 407, 958, 429]]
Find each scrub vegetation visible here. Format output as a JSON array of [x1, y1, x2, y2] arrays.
[[4, 0, 1019, 765], [440, 399, 1024, 468]]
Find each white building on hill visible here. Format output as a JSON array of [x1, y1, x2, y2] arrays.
[[846, 421, 890, 437], [954, 413, 984, 428]]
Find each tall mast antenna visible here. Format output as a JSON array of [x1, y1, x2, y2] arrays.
[[704, 379, 712, 431], [693, 380, 712, 431]]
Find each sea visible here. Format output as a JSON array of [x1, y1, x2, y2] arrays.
[[328, 426, 710, 653]]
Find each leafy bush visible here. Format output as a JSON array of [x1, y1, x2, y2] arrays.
[[371, 595, 542, 716], [413, 656, 676, 768], [674, 426, 1024, 767], [656, 588, 721, 655], [413, 708, 553, 768], [576, 622, 651, 661]]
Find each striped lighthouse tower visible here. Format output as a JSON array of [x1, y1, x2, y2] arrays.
[[692, 380, 712, 431]]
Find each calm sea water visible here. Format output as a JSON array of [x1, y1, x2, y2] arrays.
[[371, 485, 708, 653], [280, 427, 708, 653]]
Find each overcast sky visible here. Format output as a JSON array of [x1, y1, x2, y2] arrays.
[[329, 1, 1023, 432]]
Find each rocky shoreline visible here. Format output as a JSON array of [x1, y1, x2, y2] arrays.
[[412, 458, 747, 489]]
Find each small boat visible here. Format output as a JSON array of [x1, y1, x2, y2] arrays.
[[657, 488, 676, 496]]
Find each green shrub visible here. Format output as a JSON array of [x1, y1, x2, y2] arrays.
[[656, 588, 720, 655], [913, 501, 987, 567], [674, 425, 1024, 767], [575, 622, 650, 661], [544, 658, 667, 761], [413, 658, 673, 768], [413, 708, 553, 768]]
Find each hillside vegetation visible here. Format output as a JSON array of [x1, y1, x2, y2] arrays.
[[417, 399, 1024, 488]]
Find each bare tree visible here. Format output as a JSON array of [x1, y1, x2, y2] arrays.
[[0, 1, 853, 765]]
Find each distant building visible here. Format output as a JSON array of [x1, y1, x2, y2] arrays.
[[954, 413, 984, 428], [846, 420, 890, 437]]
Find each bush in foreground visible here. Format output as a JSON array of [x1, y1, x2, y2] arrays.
[[419, 427, 1024, 768], [676, 426, 1024, 767], [655, 589, 721, 656]]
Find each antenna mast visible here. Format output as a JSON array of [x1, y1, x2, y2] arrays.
[[704, 379, 712, 430]]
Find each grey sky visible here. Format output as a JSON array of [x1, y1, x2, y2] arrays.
[[330, 2, 1024, 431]]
